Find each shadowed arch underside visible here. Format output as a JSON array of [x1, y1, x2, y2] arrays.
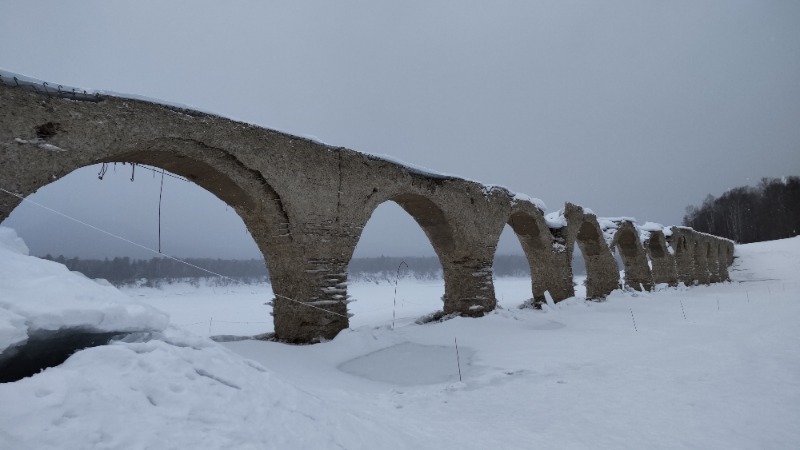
[[645, 231, 678, 286], [366, 192, 498, 316], [391, 193, 456, 257], [507, 209, 573, 305], [611, 222, 654, 291], [563, 204, 620, 299]]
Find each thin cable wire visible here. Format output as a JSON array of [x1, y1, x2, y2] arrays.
[[135, 164, 191, 183], [0, 187, 349, 319]]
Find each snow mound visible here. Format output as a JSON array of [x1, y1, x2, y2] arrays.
[[544, 209, 567, 229], [0, 329, 421, 449], [0, 227, 168, 352], [0, 227, 432, 448], [730, 236, 800, 283], [0, 226, 29, 255]]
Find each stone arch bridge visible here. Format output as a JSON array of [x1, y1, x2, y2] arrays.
[[0, 74, 734, 343]]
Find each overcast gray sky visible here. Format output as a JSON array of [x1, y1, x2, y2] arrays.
[[1, 0, 799, 259]]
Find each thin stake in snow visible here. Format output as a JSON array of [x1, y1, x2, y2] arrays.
[[680, 300, 687, 321], [454, 337, 463, 382], [209, 317, 213, 335], [392, 261, 408, 329], [747, 291, 750, 303], [630, 309, 638, 332], [717, 297, 720, 311]]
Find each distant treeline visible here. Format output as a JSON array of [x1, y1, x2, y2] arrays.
[[42, 255, 269, 286], [682, 176, 800, 244], [40, 254, 554, 287]]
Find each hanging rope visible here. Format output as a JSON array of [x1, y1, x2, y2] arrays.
[[393, 260, 408, 329], [97, 163, 108, 180], [158, 168, 165, 253], [0, 187, 349, 320]]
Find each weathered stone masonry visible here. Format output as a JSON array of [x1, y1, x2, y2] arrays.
[[0, 75, 735, 343]]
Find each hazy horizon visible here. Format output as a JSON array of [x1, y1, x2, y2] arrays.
[[2, 1, 798, 259]]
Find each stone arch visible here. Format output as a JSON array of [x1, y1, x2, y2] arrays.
[[0, 137, 328, 339], [2, 139, 292, 259], [610, 222, 654, 291], [669, 228, 696, 285], [506, 206, 573, 305], [390, 193, 456, 257], [1, 74, 739, 344], [563, 204, 620, 299], [693, 238, 711, 285], [644, 230, 678, 286], [354, 192, 462, 313]]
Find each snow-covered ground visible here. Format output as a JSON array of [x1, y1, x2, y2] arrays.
[[1, 226, 799, 449]]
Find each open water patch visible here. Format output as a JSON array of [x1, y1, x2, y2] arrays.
[[338, 342, 473, 386], [0, 328, 150, 383]]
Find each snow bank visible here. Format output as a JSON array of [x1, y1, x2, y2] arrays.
[[0, 227, 434, 449], [0, 226, 29, 255], [730, 235, 800, 282], [0, 329, 429, 449], [0, 227, 168, 352], [2, 226, 800, 448]]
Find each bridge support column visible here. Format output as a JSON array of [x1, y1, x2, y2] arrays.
[[564, 204, 620, 299], [612, 221, 654, 291], [669, 228, 696, 285], [442, 257, 496, 316], [532, 251, 575, 304], [268, 231, 353, 343], [707, 241, 721, 283], [693, 237, 711, 285], [645, 231, 679, 286], [270, 263, 349, 343], [506, 207, 574, 307]]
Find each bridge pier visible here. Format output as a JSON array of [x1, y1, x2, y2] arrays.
[[270, 257, 350, 343], [441, 257, 496, 315], [645, 230, 679, 286], [670, 228, 696, 285], [693, 238, 711, 285], [506, 207, 574, 306], [531, 250, 575, 304], [612, 221, 654, 291], [564, 204, 620, 299], [707, 240, 721, 283]]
